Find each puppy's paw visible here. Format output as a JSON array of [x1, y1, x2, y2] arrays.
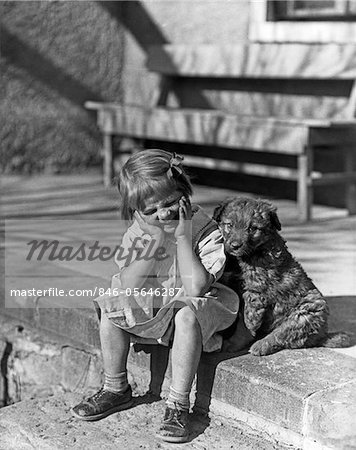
[[249, 338, 276, 356]]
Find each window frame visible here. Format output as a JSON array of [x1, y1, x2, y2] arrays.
[[249, 1, 356, 43], [267, 0, 356, 22]]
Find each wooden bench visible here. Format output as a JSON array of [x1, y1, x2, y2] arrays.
[[86, 43, 356, 221]]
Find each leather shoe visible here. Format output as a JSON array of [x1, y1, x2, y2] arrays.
[[157, 405, 190, 443], [72, 386, 133, 421]]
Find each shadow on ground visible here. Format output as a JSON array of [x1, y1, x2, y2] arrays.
[[132, 295, 356, 442], [327, 296, 356, 344]]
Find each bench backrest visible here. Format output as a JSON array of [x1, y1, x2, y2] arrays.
[[146, 43, 356, 121]]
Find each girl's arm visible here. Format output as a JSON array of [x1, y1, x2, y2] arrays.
[[119, 214, 164, 290], [175, 198, 213, 296]]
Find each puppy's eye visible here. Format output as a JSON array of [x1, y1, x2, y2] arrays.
[[248, 225, 258, 233], [221, 222, 232, 231]]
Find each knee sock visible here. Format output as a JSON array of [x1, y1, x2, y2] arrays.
[[103, 371, 129, 393], [166, 386, 190, 411]]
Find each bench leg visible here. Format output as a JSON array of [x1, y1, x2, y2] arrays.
[[345, 146, 356, 215], [297, 148, 312, 222], [103, 132, 113, 187]]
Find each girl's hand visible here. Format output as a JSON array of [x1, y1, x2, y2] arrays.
[[134, 211, 164, 241], [174, 196, 192, 239]]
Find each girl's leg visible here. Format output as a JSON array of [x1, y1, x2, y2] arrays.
[[158, 306, 202, 442], [171, 306, 202, 394], [72, 313, 132, 420], [100, 313, 130, 376]]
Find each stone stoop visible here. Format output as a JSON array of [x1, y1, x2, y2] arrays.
[[128, 342, 356, 450], [197, 350, 356, 450], [1, 310, 356, 450]]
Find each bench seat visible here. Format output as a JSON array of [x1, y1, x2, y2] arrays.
[[85, 43, 356, 221], [87, 102, 356, 154]]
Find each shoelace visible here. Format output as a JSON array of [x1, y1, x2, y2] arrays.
[[85, 388, 107, 405], [92, 389, 106, 400], [164, 403, 187, 428]]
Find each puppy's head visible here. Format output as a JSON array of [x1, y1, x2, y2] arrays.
[[213, 197, 281, 257]]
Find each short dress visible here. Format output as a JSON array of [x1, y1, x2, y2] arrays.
[[94, 205, 239, 352]]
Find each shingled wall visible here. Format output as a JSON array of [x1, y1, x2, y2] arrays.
[[1, 1, 125, 174]]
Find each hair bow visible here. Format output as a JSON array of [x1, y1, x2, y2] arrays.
[[167, 152, 184, 178]]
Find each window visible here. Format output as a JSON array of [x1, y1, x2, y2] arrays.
[[268, 0, 356, 21]]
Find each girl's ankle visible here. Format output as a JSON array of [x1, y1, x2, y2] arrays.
[[103, 371, 129, 393], [166, 386, 190, 411]]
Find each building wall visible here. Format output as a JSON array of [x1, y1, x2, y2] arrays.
[[1, 1, 125, 173], [117, 1, 354, 207], [1, 0, 249, 173], [1, 0, 353, 207], [119, 1, 250, 106]]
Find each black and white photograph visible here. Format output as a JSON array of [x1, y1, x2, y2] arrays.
[[1, 1, 356, 449]]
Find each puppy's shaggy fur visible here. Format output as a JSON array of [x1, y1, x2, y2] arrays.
[[214, 196, 350, 356]]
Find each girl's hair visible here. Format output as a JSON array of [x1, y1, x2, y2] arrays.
[[118, 149, 193, 220]]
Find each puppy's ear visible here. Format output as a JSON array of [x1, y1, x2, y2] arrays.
[[270, 210, 281, 231], [212, 203, 226, 223], [213, 198, 234, 223], [259, 200, 282, 231]]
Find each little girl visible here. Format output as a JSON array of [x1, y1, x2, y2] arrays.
[[72, 149, 239, 443]]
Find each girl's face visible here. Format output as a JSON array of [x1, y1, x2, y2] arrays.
[[138, 189, 184, 233]]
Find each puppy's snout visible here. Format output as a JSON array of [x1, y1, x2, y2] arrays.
[[229, 241, 243, 250]]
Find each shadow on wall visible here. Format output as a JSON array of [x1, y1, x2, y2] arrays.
[[1, 2, 124, 173], [100, 0, 212, 109], [100, 0, 169, 49], [1, 26, 104, 108]]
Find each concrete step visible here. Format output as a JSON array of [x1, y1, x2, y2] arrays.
[[0, 393, 294, 450], [1, 311, 355, 450], [196, 348, 356, 450], [127, 342, 356, 450], [2, 172, 355, 449]]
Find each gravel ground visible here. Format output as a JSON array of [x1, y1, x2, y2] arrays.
[[0, 389, 298, 450]]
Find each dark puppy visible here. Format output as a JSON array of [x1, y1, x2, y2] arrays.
[[214, 196, 350, 356]]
